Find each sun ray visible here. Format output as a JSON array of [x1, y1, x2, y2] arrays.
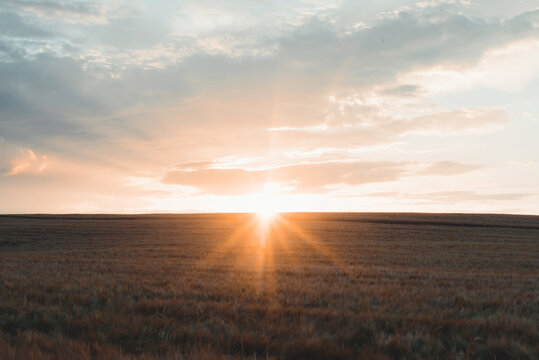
[[197, 211, 352, 310], [198, 215, 258, 269], [276, 215, 352, 275]]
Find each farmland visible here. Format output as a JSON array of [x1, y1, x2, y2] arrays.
[[0, 213, 538, 359]]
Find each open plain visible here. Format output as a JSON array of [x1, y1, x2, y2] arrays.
[[0, 213, 538, 359]]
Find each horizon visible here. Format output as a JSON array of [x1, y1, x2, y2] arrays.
[[1, 0, 538, 214], [2, 211, 538, 217]]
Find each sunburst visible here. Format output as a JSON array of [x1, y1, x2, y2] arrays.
[[198, 210, 350, 303]]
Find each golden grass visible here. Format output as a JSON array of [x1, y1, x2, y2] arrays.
[[0, 213, 538, 359]]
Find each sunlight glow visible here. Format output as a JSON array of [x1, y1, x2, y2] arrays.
[[256, 208, 278, 223], [249, 182, 283, 217], [255, 209, 278, 247], [198, 212, 350, 296]]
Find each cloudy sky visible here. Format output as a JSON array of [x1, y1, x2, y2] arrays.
[[0, 0, 538, 214]]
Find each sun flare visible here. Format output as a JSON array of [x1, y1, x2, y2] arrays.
[[248, 182, 284, 217], [250, 185, 283, 247], [256, 208, 278, 222], [254, 208, 278, 247]]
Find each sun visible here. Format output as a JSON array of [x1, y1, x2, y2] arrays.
[[248, 182, 283, 217], [253, 193, 279, 227], [255, 209, 279, 226], [248, 183, 284, 246], [256, 208, 278, 222]]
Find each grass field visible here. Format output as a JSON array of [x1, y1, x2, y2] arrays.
[[0, 213, 538, 359]]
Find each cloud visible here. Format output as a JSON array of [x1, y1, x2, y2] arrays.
[[0, 6, 531, 154], [0, 11, 53, 38], [400, 38, 539, 94], [162, 161, 408, 195], [366, 190, 536, 203], [381, 84, 422, 97], [161, 158, 490, 197], [418, 161, 482, 176], [396, 108, 508, 135], [90, 15, 172, 50], [268, 107, 508, 150], [0, 55, 107, 146], [0, 50, 198, 151], [2, 0, 107, 24], [0, 142, 48, 176], [273, 9, 539, 91]]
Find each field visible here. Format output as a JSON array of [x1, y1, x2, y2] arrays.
[[0, 213, 538, 359]]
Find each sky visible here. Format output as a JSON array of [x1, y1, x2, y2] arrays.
[[0, 0, 538, 214]]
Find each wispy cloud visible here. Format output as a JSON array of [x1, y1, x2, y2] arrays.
[[162, 159, 482, 196], [0, 142, 48, 176], [366, 190, 537, 203]]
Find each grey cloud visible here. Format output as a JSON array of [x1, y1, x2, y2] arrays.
[[381, 84, 421, 97], [0, 140, 16, 175], [0, 4, 536, 167], [127, 9, 532, 137], [90, 17, 171, 50], [0, 55, 106, 145], [0, 39, 28, 61], [4, 0, 101, 15], [0, 11, 53, 38], [220, 8, 536, 95], [0, 51, 195, 148], [274, 9, 539, 91], [26, 6, 537, 104], [2, 0, 104, 23], [4, 7, 535, 110]]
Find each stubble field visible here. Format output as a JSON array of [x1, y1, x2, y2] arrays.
[[0, 213, 538, 359]]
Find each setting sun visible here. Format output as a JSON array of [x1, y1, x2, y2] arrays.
[[255, 204, 279, 247], [247, 182, 284, 217], [256, 208, 278, 222]]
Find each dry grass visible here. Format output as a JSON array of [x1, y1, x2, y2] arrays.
[[0, 213, 538, 359]]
